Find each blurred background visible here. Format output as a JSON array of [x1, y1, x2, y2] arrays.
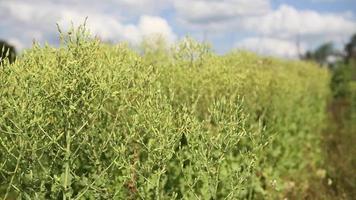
[[0, 0, 355, 59]]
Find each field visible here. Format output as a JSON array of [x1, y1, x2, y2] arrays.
[[0, 27, 334, 199]]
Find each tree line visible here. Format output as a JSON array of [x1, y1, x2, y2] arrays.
[[303, 34, 356, 66]]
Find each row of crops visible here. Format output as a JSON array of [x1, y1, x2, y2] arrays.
[[0, 28, 330, 199]]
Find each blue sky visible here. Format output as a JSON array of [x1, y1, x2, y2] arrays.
[[271, 0, 356, 13], [0, 0, 355, 58]]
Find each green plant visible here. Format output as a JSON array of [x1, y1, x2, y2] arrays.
[[0, 26, 330, 199], [331, 63, 352, 98]]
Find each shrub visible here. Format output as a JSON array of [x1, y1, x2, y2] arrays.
[[0, 27, 330, 199], [331, 63, 352, 98], [0, 40, 16, 65]]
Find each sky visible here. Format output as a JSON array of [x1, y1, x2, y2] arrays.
[[0, 0, 356, 58]]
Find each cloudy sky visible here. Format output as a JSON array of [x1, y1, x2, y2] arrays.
[[0, 0, 355, 58]]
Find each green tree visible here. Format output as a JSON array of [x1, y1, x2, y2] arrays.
[[345, 33, 356, 62], [302, 42, 335, 66], [0, 40, 16, 65], [313, 42, 334, 64]]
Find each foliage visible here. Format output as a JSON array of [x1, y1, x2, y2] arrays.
[[345, 33, 356, 62], [0, 26, 330, 199], [304, 42, 335, 64], [0, 40, 17, 65], [330, 63, 352, 98], [317, 80, 356, 199]]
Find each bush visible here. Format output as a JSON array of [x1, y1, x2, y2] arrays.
[[331, 63, 352, 98], [0, 27, 330, 199], [0, 40, 16, 65]]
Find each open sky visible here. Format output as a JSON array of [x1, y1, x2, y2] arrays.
[[1, 0, 355, 58]]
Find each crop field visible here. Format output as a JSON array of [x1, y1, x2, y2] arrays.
[[0, 27, 332, 199]]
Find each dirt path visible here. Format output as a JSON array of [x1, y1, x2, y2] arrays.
[[320, 97, 356, 199], [303, 95, 356, 199]]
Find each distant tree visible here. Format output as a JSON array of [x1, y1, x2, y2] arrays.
[[302, 50, 314, 60], [313, 42, 334, 64], [302, 42, 343, 68], [344, 33, 356, 80], [345, 33, 356, 62], [0, 40, 16, 65]]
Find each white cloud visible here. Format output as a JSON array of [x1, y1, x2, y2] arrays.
[[242, 5, 356, 41], [138, 16, 177, 42], [236, 37, 306, 58], [0, 0, 176, 50], [59, 13, 177, 44], [57, 11, 140, 43], [172, 1, 356, 53], [0, 0, 355, 56], [233, 4, 356, 56], [112, 0, 172, 14], [6, 38, 25, 51], [173, 0, 271, 29]]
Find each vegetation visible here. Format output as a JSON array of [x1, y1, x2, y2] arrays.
[[297, 34, 356, 199], [314, 70, 356, 200], [0, 40, 16, 65], [0, 26, 330, 199], [304, 42, 335, 64], [345, 34, 356, 63]]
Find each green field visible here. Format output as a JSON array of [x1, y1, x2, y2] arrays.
[[0, 28, 332, 199]]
